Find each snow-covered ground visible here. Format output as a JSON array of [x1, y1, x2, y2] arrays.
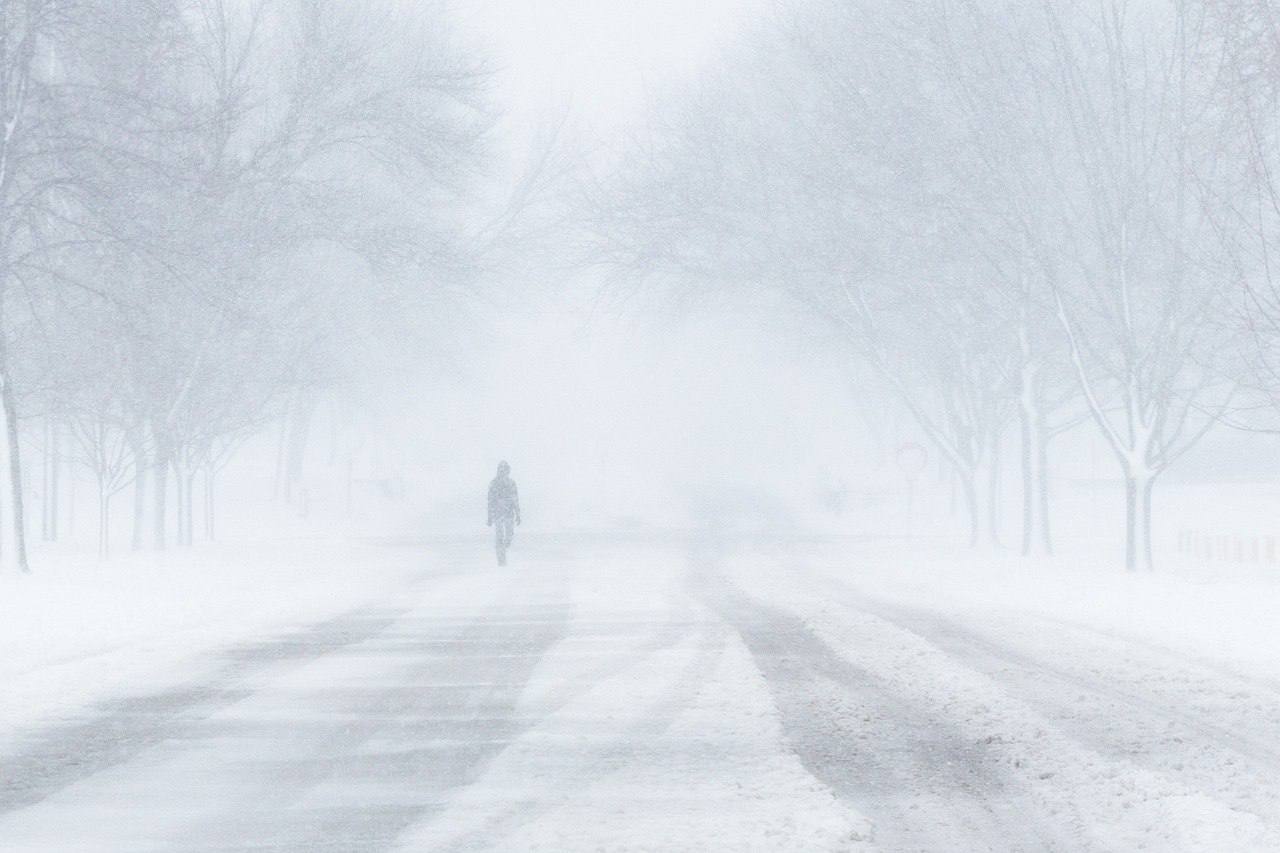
[[3, 532, 1280, 851], [0, 537, 439, 754], [727, 538, 1280, 850]]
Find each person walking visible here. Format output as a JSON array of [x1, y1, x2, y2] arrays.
[[487, 461, 521, 565]]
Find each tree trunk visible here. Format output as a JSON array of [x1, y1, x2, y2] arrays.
[[204, 467, 215, 541], [0, 335, 29, 574], [152, 437, 169, 550], [173, 465, 193, 547], [48, 419, 58, 542], [131, 432, 147, 551], [272, 414, 288, 501], [41, 417, 50, 542], [97, 479, 109, 560], [1017, 365, 1055, 557], [1124, 470, 1156, 572], [1140, 474, 1155, 572], [948, 468, 959, 517], [345, 453, 354, 516], [328, 396, 339, 466], [41, 417, 59, 542], [174, 468, 184, 546], [959, 466, 980, 547], [183, 470, 195, 546], [285, 392, 316, 503], [1019, 400, 1034, 556], [1124, 475, 1137, 572], [987, 436, 1002, 546], [1037, 428, 1054, 555]]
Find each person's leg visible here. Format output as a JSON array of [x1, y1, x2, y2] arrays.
[[494, 519, 507, 565]]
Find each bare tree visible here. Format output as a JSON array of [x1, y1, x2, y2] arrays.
[[1199, 0, 1280, 437], [68, 407, 133, 560], [1022, 0, 1238, 570], [588, 0, 1242, 570], [0, 0, 75, 573], [64, 0, 492, 549], [587, 1, 1023, 546]]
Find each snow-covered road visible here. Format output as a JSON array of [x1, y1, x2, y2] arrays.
[[1, 537, 1278, 851]]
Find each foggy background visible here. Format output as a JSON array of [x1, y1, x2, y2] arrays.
[[0, 0, 1266, 566], [5, 1, 1280, 851]]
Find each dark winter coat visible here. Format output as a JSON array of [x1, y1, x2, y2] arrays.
[[487, 475, 520, 524]]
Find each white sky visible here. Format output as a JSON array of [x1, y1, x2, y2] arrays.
[[397, 0, 869, 530], [457, 0, 759, 128]]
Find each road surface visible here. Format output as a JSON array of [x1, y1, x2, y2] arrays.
[[1, 536, 1278, 851]]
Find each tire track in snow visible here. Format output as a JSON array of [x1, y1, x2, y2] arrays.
[[0, 604, 415, 815], [400, 555, 719, 851], [0, 554, 483, 817], [803, 566, 1280, 830], [693, 550, 1062, 852], [183, 553, 708, 852], [426, 623, 729, 852], [182, 597, 577, 852]]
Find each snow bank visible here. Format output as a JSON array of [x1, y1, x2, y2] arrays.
[[790, 539, 1280, 681]]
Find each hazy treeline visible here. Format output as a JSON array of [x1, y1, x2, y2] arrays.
[[589, 0, 1280, 570], [0, 0, 491, 566]]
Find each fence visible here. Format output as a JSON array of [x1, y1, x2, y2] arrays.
[[1177, 529, 1279, 564]]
